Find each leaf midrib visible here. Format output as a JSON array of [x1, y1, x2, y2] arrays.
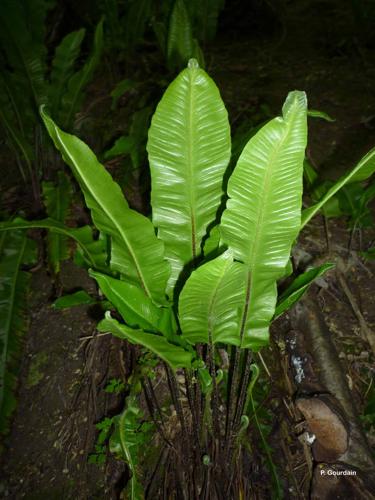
[[51, 30, 85, 115], [118, 409, 137, 498], [238, 103, 299, 343], [238, 126, 288, 343], [65, 24, 101, 128], [0, 233, 27, 409], [187, 69, 197, 262], [54, 127, 152, 299]]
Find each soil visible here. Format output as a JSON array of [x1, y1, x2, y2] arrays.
[[0, 263, 128, 499], [1, 3, 375, 499]]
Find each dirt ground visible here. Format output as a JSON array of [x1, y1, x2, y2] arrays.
[[1, 4, 375, 498]]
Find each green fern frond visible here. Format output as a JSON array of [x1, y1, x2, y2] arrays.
[[42, 172, 72, 274], [49, 28, 86, 119], [0, 230, 37, 435]]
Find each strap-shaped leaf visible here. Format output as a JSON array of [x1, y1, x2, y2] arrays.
[[0, 218, 107, 271], [220, 91, 307, 348], [90, 271, 175, 336], [98, 314, 192, 370], [307, 109, 335, 122], [179, 251, 246, 345], [110, 396, 145, 500], [49, 29, 85, 118], [147, 59, 230, 295], [0, 231, 36, 433], [0, 0, 50, 107], [301, 146, 375, 228], [53, 290, 97, 309], [42, 172, 72, 274], [41, 110, 170, 305], [167, 0, 203, 69], [0, 98, 34, 174], [275, 262, 334, 319], [187, 0, 225, 43], [167, 0, 193, 62], [60, 20, 103, 129], [123, 0, 152, 49]]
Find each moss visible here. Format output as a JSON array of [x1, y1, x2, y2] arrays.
[[26, 352, 49, 388]]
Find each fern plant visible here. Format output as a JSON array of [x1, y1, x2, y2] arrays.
[[0, 230, 36, 438], [304, 155, 375, 245], [98, 0, 222, 69], [2, 59, 375, 497], [101, 0, 227, 211], [0, 0, 103, 274], [42, 171, 73, 274], [0, 0, 103, 198]]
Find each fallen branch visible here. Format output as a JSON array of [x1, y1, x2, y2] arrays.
[[288, 291, 375, 496], [336, 258, 375, 356]]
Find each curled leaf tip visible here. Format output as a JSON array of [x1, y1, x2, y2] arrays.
[[39, 104, 49, 119], [282, 90, 307, 119], [250, 363, 260, 379], [188, 58, 199, 70], [240, 415, 249, 430]]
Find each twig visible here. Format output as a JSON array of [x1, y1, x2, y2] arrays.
[[257, 351, 271, 378], [336, 264, 375, 356], [323, 215, 331, 253], [79, 331, 110, 341]]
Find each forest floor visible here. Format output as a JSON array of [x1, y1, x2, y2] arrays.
[[1, 9, 375, 499]]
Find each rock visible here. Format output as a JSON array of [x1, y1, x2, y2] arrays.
[[296, 395, 348, 461]]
